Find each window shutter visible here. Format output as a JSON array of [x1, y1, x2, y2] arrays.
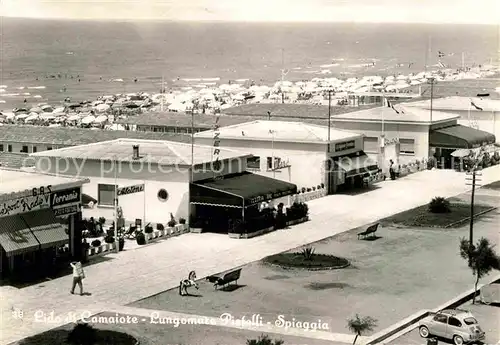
[[399, 138, 415, 154]]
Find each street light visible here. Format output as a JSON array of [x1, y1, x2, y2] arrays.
[[269, 129, 276, 178], [326, 88, 334, 194], [427, 77, 437, 123]]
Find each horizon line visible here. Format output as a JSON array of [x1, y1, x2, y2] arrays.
[[2, 16, 499, 26]]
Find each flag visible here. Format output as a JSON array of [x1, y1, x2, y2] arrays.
[[437, 61, 446, 68], [470, 101, 483, 111], [438, 51, 445, 58]]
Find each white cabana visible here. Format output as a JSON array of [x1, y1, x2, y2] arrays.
[[94, 115, 108, 124], [25, 114, 40, 122], [95, 103, 110, 112]]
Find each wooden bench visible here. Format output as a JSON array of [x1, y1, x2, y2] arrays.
[[357, 223, 379, 240], [208, 268, 242, 290]]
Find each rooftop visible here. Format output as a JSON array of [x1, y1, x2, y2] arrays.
[[0, 125, 191, 145], [194, 120, 361, 143], [330, 105, 459, 124], [116, 112, 251, 128], [0, 168, 88, 197], [0, 153, 34, 170], [30, 138, 251, 166], [222, 103, 378, 119], [402, 96, 500, 112]]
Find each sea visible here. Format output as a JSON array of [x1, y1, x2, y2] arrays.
[[0, 18, 499, 110]]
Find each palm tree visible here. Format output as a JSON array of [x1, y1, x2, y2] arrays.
[[347, 314, 377, 345]]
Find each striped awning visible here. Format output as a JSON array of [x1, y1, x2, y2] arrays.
[[190, 202, 242, 208], [21, 209, 68, 249], [0, 215, 40, 257]]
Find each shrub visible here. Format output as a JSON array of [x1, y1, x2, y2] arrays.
[[144, 225, 153, 234], [428, 196, 451, 213], [317, 184, 321, 189], [247, 334, 284, 345], [179, 217, 186, 224], [287, 202, 309, 221], [98, 217, 106, 224], [301, 187, 306, 193], [91, 239, 101, 247], [321, 183, 325, 188], [104, 235, 114, 244], [312, 186, 316, 191], [156, 223, 165, 231], [67, 322, 97, 345], [300, 246, 315, 260], [136, 232, 146, 245], [306, 188, 312, 192]]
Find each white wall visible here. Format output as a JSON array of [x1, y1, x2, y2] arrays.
[[330, 121, 431, 164], [34, 157, 190, 224], [194, 137, 327, 191]]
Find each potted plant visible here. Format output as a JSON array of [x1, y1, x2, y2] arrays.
[[91, 239, 101, 247], [104, 235, 114, 244], [136, 231, 146, 245], [156, 223, 165, 231], [179, 218, 186, 225], [144, 224, 154, 233], [167, 213, 177, 228]]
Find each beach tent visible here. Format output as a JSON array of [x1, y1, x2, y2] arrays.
[[95, 103, 110, 112], [53, 106, 66, 114], [40, 113, 56, 121], [94, 115, 108, 124], [67, 114, 80, 122], [25, 114, 40, 122]]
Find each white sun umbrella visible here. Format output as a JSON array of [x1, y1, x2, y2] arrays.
[[95, 103, 110, 112], [40, 104, 53, 112], [66, 114, 80, 121], [81, 115, 95, 125], [40, 113, 56, 121], [29, 106, 42, 113], [94, 115, 108, 124], [53, 106, 65, 114], [25, 114, 39, 122], [4, 112, 15, 120]]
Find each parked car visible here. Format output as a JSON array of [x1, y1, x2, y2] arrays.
[[480, 281, 500, 305], [418, 309, 485, 345]]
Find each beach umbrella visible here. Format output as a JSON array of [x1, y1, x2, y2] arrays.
[[95, 103, 110, 112], [40, 104, 53, 112], [53, 106, 65, 114], [40, 113, 56, 121], [81, 115, 95, 125], [94, 115, 108, 123], [66, 103, 81, 109], [25, 114, 39, 122], [13, 108, 28, 114], [67, 114, 80, 121]]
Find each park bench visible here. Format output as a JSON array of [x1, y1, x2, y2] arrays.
[[357, 223, 379, 240], [207, 268, 242, 290]]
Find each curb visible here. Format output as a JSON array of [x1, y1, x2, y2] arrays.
[[365, 273, 500, 345], [444, 206, 498, 228]]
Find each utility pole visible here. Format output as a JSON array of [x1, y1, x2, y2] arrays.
[[465, 153, 483, 262], [326, 89, 332, 194]]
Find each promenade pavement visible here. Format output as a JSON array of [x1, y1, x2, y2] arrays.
[[1, 166, 499, 345]]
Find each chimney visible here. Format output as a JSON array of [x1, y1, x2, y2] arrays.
[[132, 145, 140, 159]]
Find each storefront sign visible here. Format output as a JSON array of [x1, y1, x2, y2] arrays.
[[212, 115, 222, 174], [51, 187, 80, 207], [384, 137, 400, 145], [0, 194, 50, 217], [117, 184, 145, 196], [32, 185, 53, 197], [248, 190, 295, 205], [335, 140, 356, 152], [53, 203, 80, 217], [271, 158, 291, 171]]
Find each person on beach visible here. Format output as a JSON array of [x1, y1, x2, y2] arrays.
[[70, 261, 85, 295]]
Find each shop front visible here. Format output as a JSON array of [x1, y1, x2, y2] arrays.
[[189, 171, 297, 235], [0, 174, 87, 278], [429, 125, 496, 169], [326, 139, 384, 194]]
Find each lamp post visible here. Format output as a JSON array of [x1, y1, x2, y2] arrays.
[[113, 156, 119, 253], [269, 129, 276, 178], [326, 88, 333, 194]]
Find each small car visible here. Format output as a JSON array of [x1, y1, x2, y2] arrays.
[[418, 309, 485, 345]]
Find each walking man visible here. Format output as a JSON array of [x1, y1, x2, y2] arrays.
[[70, 261, 85, 295]]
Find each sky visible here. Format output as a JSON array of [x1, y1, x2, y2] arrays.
[[1, 0, 499, 24]]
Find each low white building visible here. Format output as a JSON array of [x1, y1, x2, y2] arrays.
[[402, 96, 500, 142], [194, 120, 382, 194], [30, 139, 254, 225], [328, 104, 496, 167]]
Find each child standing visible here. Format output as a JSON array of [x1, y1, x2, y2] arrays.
[[70, 261, 85, 295]]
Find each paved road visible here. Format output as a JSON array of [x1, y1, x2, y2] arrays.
[[1, 166, 499, 345]]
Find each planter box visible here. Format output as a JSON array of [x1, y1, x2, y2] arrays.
[[87, 242, 116, 257], [294, 189, 326, 203], [190, 227, 203, 233], [285, 216, 309, 227], [230, 225, 276, 239]]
